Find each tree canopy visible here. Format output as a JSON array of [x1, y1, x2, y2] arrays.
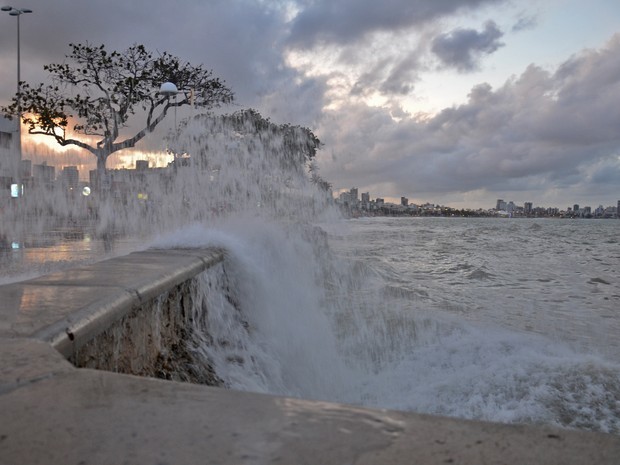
[[173, 109, 323, 174], [1, 43, 234, 173], [221, 108, 322, 167]]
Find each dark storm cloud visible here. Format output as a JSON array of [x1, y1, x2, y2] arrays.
[[431, 21, 505, 71], [0, 0, 507, 124], [318, 34, 620, 202], [350, 50, 422, 97], [0, 0, 324, 125], [288, 0, 504, 47], [511, 13, 538, 32], [379, 51, 422, 95]]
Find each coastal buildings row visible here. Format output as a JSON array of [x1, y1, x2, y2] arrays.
[[1, 116, 167, 204], [337, 187, 620, 219], [0, 157, 173, 206], [495, 198, 619, 219]]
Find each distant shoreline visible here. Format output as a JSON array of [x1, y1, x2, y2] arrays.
[[340, 208, 619, 220]]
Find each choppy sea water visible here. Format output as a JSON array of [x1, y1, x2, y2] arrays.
[[326, 217, 620, 431], [330, 217, 620, 360], [152, 216, 620, 434]]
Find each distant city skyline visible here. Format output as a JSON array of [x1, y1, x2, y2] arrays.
[[337, 186, 620, 213]]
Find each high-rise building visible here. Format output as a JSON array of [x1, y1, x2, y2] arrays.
[[0, 117, 13, 150], [361, 192, 370, 210], [401, 196, 408, 206], [338, 191, 351, 205], [496, 199, 505, 210], [33, 162, 55, 187], [573, 204, 580, 213], [0, 116, 19, 179], [524, 202, 533, 214], [21, 159, 32, 179], [60, 166, 80, 190], [595, 205, 605, 217], [349, 187, 358, 203]]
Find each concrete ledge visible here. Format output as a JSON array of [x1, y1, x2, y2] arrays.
[[0, 248, 619, 464], [0, 248, 224, 358]]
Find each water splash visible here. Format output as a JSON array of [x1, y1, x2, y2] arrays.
[[3, 111, 619, 434], [0, 110, 337, 276]]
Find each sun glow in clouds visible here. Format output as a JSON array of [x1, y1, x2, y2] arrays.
[[20, 117, 174, 177], [23, 137, 173, 177]]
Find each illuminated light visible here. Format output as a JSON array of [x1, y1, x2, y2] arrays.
[[82, 186, 91, 196], [159, 82, 178, 95], [10, 183, 23, 198], [11, 242, 21, 249], [137, 192, 148, 200]]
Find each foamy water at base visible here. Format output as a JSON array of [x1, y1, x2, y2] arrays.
[[151, 216, 620, 434]]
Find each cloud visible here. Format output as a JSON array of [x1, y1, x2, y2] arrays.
[[511, 13, 538, 32], [317, 34, 620, 205], [287, 0, 504, 47], [0, 1, 295, 105], [350, 49, 422, 97], [431, 21, 505, 72]]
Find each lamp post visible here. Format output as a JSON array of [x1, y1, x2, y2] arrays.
[[159, 81, 179, 129], [159, 82, 179, 167], [2, 5, 33, 186]]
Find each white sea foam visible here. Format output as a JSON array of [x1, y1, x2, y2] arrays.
[[153, 216, 620, 434], [154, 218, 356, 402]]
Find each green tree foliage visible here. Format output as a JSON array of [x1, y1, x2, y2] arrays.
[[1, 43, 234, 173]]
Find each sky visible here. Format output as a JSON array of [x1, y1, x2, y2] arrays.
[[1, 0, 619, 209]]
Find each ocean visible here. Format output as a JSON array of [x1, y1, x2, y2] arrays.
[[149, 215, 620, 434]]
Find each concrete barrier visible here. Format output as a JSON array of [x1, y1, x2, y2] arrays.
[[0, 248, 618, 464]]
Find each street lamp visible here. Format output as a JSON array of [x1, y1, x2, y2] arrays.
[[159, 81, 179, 129], [2, 5, 33, 183], [159, 82, 178, 96], [159, 82, 180, 165]]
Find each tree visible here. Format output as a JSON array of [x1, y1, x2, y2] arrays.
[[1, 43, 234, 174], [223, 109, 321, 170], [174, 108, 322, 172]]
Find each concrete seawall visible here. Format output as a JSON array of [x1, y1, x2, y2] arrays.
[[0, 248, 618, 464]]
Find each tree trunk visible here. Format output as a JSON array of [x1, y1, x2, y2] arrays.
[[97, 153, 107, 174], [95, 152, 109, 194]]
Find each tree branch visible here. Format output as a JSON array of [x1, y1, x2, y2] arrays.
[[112, 101, 171, 152]]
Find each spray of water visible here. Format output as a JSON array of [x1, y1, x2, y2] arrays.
[[1, 110, 336, 245]]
